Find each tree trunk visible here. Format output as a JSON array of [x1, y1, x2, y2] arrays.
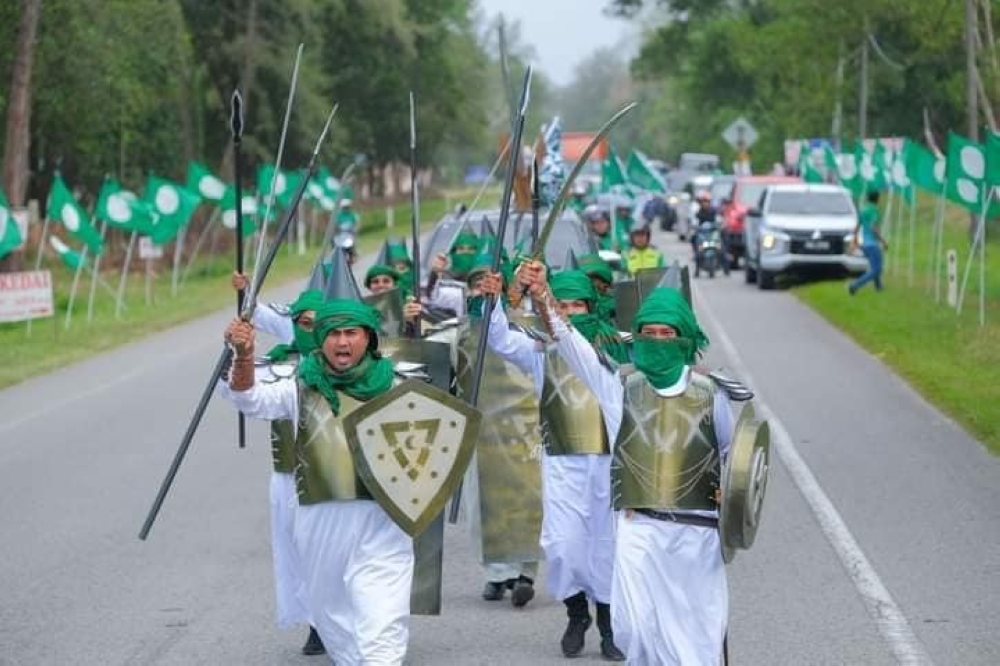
[[219, 0, 259, 177], [0, 0, 43, 272]]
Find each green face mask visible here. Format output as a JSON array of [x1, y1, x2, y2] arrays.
[[451, 253, 476, 276], [293, 324, 318, 356], [569, 312, 630, 365], [632, 337, 695, 389]]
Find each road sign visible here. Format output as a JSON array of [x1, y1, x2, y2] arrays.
[[723, 117, 758, 150], [0, 270, 54, 322], [139, 237, 164, 260]]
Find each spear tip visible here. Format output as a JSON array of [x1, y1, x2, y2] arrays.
[[230, 90, 244, 140]]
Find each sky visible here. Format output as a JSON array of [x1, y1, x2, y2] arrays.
[[477, 0, 634, 87]]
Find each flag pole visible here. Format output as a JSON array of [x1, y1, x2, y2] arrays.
[[170, 224, 187, 297], [181, 207, 219, 285], [86, 220, 108, 322], [979, 187, 991, 327], [883, 185, 895, 275], [955, 187, 989, 315], [116, 230, 137, 319], [933, 182, 947, 302], [908, 191, 916, 287], [64, 244, 89, 330], [25, 216, 51, 336]]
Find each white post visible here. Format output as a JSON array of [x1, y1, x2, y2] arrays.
[[907, 193, 916, 287], [86, 221, 108, 323], [64, 245, 90, 330], [979, 187, 989, 327], [955, 188, 990, 315], [946, 249, 959, 307], [144, 258, 153, 306], [883, 186, 895, 275], [932, 184, 947, 302], [25, 217, 51, 336], [171, 225, 188, 297], [116, 230, 137, 319], [386, 206, 394, 230]]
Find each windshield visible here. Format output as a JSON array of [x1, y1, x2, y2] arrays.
[[737, 182, 769, 207], [711, 180, 734, 201], [768, 191, 853, 215]]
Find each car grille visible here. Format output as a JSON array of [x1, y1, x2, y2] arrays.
[[787, 230, 844, 255]]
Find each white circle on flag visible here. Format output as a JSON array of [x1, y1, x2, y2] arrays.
[[326, 177, 339, 191], [156, 185, 180, 215], [242, 197, 258, 214], [199, 174, 225, 199], [320, 196, 335, 211], [933, 159, 946, 183], [107, 194, 132, 223], [274, 173, 287, 195], [892, 161, 909, 187], [222, 210, 237, 229], [860, 157, 875, 182], [959, 146, 984, 179], [62, 203, 81, 231], [0, 207, 8, 228], [839, 156, 857, 179], [308, 182, 324, 199], [957, 178, 978, 203]]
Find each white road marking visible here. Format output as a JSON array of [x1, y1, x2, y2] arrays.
[[696, 289, 934, 666]]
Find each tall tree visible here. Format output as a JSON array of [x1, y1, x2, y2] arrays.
[[2, 0, 42, 208]]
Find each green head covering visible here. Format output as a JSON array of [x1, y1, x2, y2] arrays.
[[298, 298, 394, 415], [449, 230, 479, 276], [364, 264, 400, 288], [631, 287, 708, 389], [386, 240, 411, 266], [265, 290, 324, 362], [576, 253, 614, 286], [552, 270, 630, 364]]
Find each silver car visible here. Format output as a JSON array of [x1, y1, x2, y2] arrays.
[[743, 183, 868, 290]]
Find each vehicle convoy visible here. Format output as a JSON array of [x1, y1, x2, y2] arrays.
[[743, 183, 868, 290], [720, 175, 801, 268]]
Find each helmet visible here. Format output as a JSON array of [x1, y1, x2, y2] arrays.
[[583, 204, 603, 223], [696, 190, 711, 203]]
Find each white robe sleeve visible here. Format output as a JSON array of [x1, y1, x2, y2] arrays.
[[427, 280, 465, 316], [713, 391, 735, 461], [254, 303, 295, 344], [545, 306, 624, 439], [218, 377, 298, 423], [486, 300, 544, 382]]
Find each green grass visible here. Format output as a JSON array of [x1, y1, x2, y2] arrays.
[[793, 196, 1000, 453], [0, 194, 458, 389]]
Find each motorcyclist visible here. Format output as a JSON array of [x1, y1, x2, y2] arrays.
[[691, 191, 728, 275], [613, 199, 636, 243], [623, 222, 665, 275], [584, 205, 626, 252]]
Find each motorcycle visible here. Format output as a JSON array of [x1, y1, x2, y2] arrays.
[[693, 220, 729, 279]]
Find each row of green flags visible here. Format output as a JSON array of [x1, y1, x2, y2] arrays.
[[0, 161, 356, 263], [600, 148, 668, 199], [799, 131, 1000, 214]]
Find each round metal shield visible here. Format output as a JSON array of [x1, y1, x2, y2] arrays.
[[719, 404, 770, 563]]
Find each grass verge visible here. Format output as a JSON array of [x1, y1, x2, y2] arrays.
[[0, 194, 456, 389], [793, 196, 999, 453]]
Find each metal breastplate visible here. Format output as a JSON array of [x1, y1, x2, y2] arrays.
[[295, 385, 370, 505], [541, 348, 609, 455], [612, 372, 720, 511], [271, 420, 297, 473]]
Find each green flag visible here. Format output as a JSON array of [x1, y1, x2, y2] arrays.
[[883, 145, 914, 203], [798, 143, 824, 184], [146, 176, 201, 231], [187, 161, 227, 202], [601, 150, 628, 193], [258, 165, 303, 209], [221, 186, 258, 236], [0, 190, 23, 259], [903, 141, 946, 195], [96, 178, 154, 233], [625, 150, 667, 193], [826, 148, 862, 196], [984, 130, 1000, 189], [49, 235, 85, 270], [945, 132, 986, 212], [47, 174, 103, 255], [856, 143, 886, 193]]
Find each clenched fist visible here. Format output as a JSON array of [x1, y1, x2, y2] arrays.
[[404, 299, 423, 323], [516, 260, 547, 295], [431, 253, 448, 275], [231, 271, 249, 292], [224, 318, 255, 358], [478, 271, 504, 297]]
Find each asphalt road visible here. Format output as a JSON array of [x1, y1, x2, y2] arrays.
[[1, 230, 998, 666]]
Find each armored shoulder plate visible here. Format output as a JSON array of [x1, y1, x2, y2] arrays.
[[708, 371, 754, 401], [254, 355, 298, 383], [509, 320, 548, 343]]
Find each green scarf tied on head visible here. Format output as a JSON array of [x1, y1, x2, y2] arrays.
[[576, 253, 614, 286], [364, 264, 400, 288], [449, 231, 479, 277], [265, 289, 324, 362], [551, 270, 629, 364], [297, 299, 395, 415], [631, 287, 708, 388]]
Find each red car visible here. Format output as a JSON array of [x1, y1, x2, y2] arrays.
[[720, 175, 801, 268]]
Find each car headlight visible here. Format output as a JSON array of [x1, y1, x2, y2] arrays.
[[761, 228, 789, 252]]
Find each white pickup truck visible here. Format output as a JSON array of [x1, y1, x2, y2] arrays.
[[743, 183, 868, 289]]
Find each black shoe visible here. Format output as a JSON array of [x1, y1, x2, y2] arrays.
[[561, 592, 591, 657], [511, 576, 535, 608], [482, 581, 506, 601], [302, 627, 326, 656], [595, 602, 624, 661]]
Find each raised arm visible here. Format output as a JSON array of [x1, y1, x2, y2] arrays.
[[479, 272, 542, 377], [218, 318, 297, 421], [254, 302, 295, 343]]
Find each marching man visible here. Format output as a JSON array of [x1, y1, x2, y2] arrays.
[[519, 259, 738, 666]]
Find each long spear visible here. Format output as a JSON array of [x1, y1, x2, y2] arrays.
[[231, 90, 248, 449], [407, 91, 421, 338], [138, 104, 338, 540], [448, 66, 533, 523]]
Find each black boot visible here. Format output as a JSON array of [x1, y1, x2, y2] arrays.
[[510, 575, 535, 608], [595, 603, 625, 661], [301, 626, 326, 656], [482, 580, 506, 601], [561, 592, 592, 658]]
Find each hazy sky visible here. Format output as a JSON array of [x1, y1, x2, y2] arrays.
[[477, 0, 634, 86]]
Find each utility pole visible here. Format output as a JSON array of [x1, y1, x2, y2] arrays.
[[966, 0, 979, 236], [858, 16, 869, 141], [832, 41, 845, 149]]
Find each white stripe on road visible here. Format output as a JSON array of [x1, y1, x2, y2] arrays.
[[696, 290, 934, 666]]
